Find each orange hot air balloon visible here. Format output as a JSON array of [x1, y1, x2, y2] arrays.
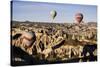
[[75, 13, 83, 24]]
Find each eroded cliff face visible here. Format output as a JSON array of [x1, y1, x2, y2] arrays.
[[11, 21, 97, 64]]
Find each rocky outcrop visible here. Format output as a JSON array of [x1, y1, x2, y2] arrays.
[[11, 21, 97, 63]]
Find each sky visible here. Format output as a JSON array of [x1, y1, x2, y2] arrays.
[[12, 1, 97, 23]]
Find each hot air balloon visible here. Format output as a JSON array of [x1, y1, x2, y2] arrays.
[[21, 31, 36, 48], [50, 10, 57, 22], [75, 13, 83, 24]]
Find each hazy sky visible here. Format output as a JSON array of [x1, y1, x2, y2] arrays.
[[12, 1, 97, 23]]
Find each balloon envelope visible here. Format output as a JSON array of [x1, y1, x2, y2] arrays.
[[75, 13, 83, 23], [22, 31, 35, 47], [50, 10, 57, 19]]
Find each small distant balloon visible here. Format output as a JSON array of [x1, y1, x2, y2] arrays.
[[75, 13, 83, 24], [50, 10, 57, 20]]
